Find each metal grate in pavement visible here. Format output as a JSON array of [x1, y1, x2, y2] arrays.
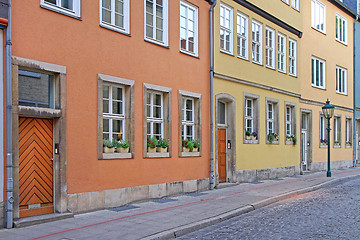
[[153, 198, 178, 203], [110, 205, 140, 212]]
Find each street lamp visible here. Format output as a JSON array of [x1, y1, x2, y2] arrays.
[[322, 99, 334, 177]]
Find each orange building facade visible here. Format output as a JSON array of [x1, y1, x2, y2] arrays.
[[1, 0, 212, 224]]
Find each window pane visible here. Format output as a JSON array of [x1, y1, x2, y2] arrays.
[[186, 110, 193, 121], [103, 100, 109, 113], [219, 101, 226, 124], [154, 106, 162, 118], [103, 119, 109, 132], [103, 0, 111, 9], [61, 0, 73, 10], [45, 0, 57, 4], [186, 125, 193, 140], [112, 101, 123, 115], [112, 87, 122, 101], [155, 94, 162, 105], [154, 122, 162, 136]]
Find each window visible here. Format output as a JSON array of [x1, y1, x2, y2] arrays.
[[311, 0, 326, 33], [41, 0, 81, 18], [98, 74, 134, 159], [336, 14, 347, 44], [180, 1, 198, 56], [320, 114, 327, 146], [292, 0, 299, 10], [266, 99, 279, 144], [285, 103, 296, 144], [278, 33, 286, 72], [144, 83, 171, 157], [312, 57, 325, 89], [289, 39, 297, 76], [252, 20, 262, 64], [265, 27, 275, 68], [218, 101, 226, 125], [237, 12, 248, 59], [345, 118, 352, 147], [101, 0, 130, 34], [179, 90, 201, 156], [244, 93, 259, 143], [18, 70, 58, 109], [336, 66, 347, 94], [267, 103, 274, 134], [145, 0, 169, 45], [220, 3, 233, 53], [333, 116, 341, 147]]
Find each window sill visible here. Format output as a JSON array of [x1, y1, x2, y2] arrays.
[[144, 38, 169, 49], [40, 3, 81, 20], [180, 152, 201, 157], [101, 152, 133, 159], [333, 145, 341, 148], [266, 141, 279, 145], [311, 27, 326, 36], [312, 85, 326, 90], [285, 140, 295, 145], [146, 152, 170, 158], [345, 145, 352, 149], [252, 61, 263, 66], [244, 139, 259, 144], [180, 50, 200, 59], [100, 23, 131, 36], [336, 91, 347, 96], [335, 39, 348, 46], [220, 49, 234, 57], [237, 55, 249, 61], [319, 144, 328, 148], [289, 73, 297, 78], [278, 69, 287, 75], [266, 65, 276, 71]]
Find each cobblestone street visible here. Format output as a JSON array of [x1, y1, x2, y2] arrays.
[[179, 177, 360, 240]]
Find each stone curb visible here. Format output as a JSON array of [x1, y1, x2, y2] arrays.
[[143, 173, 360, 240]]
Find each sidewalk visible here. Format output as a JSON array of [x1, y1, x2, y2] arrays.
[[1, 168, 360, 240]]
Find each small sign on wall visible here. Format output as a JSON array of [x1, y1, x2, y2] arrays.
[[227, 140, 231, 149]]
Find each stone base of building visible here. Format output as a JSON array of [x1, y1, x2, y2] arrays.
[[0, 201, 4, 228], [67, 178, 210, 213], [310, 160, 354, 172], [235, 166, 301, 183]]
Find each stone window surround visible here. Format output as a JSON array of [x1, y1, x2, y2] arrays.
[[285, 102, 297, 145], [244, 92, 259, 144], [98, 74, 135, 160], [333, 114, 341, 148], [265, 97, 279, 144], [345, 116, 352, 148], [11, 56, 68, 217], [143, 83, 172, 158], [178, 90, 202, 157]]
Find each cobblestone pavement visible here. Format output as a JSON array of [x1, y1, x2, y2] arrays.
[[178, 177, 360, 240]]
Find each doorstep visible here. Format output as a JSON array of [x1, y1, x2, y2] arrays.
[[14, 212, 74, 228]]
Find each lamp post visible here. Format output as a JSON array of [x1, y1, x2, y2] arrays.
[[322, 99, 334, 177]]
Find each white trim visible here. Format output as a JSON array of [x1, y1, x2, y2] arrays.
[[41, 0, 81, 18], [220, 3, 233, 54], [146, 91, 164, 139], [311, 0, 326, 34], [252, 20, 263, 64], [265, 27, 275, 69], [144, 0, 169, 46], [98, 74, 134, 86], [180, 0, 199, 57], [291, 0, 299, 11], [100, 0, 130, 35], [278, 33, 286, 73], [289, 38, 297, 76], [237, 11, 248, 60], [335, 13, 347, 45], [245, 98, 254, 132], [182, 97, 195, 140], [336, 66, 347, 95], [311, 56, 326, 89]]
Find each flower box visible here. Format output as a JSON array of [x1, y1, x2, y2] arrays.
[[117, 147, 129, 153], [191, 147, 198, 152], [103, 147, 115, 153], [182, 147, 190, 152], [157, 147, 168, 153], [245, 136, 252, 140], [148, 147, 156, 153]]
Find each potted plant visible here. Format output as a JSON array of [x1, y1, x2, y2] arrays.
[[287, 135, 297, 145], [320, 139, 328, 146], [116, 139, 130, 153], [157, 138, 169, 153], [334, 140, 340, 146], [103, 139, 115, 153], [251, 132, 258, 140], [245, 130, 252, 140], [267, 132, 278, 143], [182, 139, 194, 152], [192, 140, 200, 152], [147, 137, 158, 153], [346, 141, 352, 147]]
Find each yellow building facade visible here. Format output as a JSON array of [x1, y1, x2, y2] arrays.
[[213, 0, 303, 184], [299, 0, 355, 172]]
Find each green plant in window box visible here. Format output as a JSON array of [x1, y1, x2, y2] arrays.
[[182, 139, 194, 152], [157, 138, 169, 153], [346, 141, 352, 146], [116, 139, 130, 153], [334, 140, 340, 146], [287, 135, 297, 145], [267, 132, 278, 144], [192, 140, 200, 152], [103, 139, 115, 153], [245, 130, 252, 140], [147, 137, 158, 153]]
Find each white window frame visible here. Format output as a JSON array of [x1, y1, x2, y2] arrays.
[[289, 38, 297, 76], [286, 106, 292, 136], [252, 20, 263, 64], [320, 114, 327, 144], [180, 1, 199, 56], [182, 97, 195, 140], [100, 0, 130, 34], [41, 0, 81, 18], [336, 66, 347, 95], [278, 33, 286, 73], [146, 91, 164, 140], [292, 0, 299, 11], [333, 116, 341, 144], [311, 0, 326, 34], [237, 11, 248, 60], [220, 3, 233, 54], [144, 0, 169, 46], [267, 103, 275, 134], [265, 27, 275, 68], [245, 98, 254, 133], [282, 0, 289, 4], [335, 14, 347, 44], [345, 117, 352, 146], [312, 57, 326, 89], [103, 84, 126, 142]]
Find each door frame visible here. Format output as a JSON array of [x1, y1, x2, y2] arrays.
[[300, 109, 312, 173], [215, 93, 236, 185], [12, 57, 68, 218]]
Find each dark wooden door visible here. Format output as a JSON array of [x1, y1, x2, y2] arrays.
[[19, 118, 54, 218], [218, 129, 227, 183]]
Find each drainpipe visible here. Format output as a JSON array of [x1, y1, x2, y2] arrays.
[[208, 0, 217, 190], [5, 0, 13, 229], [355, 16, 359, 167]]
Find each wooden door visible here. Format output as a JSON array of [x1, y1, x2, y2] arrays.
[[19, 118, 54, 218], [218, 129, 227, 183]]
